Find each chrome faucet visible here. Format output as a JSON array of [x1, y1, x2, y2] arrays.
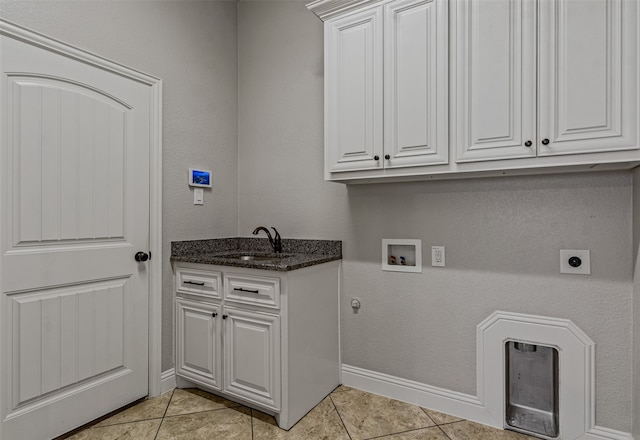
[[252, 226, 282, 253]]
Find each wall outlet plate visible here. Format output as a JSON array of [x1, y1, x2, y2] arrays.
[[560, 250, 590, 275], [431, 246, 445, 267]]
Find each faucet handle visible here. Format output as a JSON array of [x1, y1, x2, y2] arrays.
[[271, 227, 282, 253]]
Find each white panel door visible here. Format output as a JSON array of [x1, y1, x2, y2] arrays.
[[538, 0, 638, 156], [175, 298, 221, 390], [384, 0, 448, 168], [326, 6, 384, 172], [1, 31, 151, 439], [453, 0, 536, 162], [223, 306, 280, 411]]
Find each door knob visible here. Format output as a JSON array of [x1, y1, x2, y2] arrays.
[[541, 138, 550, 145], [134, 251, 149, 262], [524, 140, 532, 147], [374, 155, 380, 161], [384, 154, 391, 160], [222, 314, 228, 320]]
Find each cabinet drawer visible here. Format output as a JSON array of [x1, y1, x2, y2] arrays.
[[224, 274, 280, 309], [176, 267, 222, 299]]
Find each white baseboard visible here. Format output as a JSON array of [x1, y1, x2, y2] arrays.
[[341, 365, 492, 426], [160, 368, 176, 394], [585, 426, 635, 440], [341, 364, 634, 440]]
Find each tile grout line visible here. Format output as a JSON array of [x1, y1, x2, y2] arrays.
[[437, 420, 465, 427], [419, 407, 438, 426], [153, 388, 175, 440], [161, 389, 176, 419], [418, 407, 462, 439], [162, 405, 244, 419], [437, 425, 454, 440], [250, 409, 255, 440], [329, 393, 353, 440]]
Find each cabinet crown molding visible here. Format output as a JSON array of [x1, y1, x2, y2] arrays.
[[306, 0, 384, 21]]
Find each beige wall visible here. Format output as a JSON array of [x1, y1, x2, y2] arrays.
[[0, 0, 240, 370], [238, 1, 635, 431]]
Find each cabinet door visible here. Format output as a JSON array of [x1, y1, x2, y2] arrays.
[[452, 0, 536, 162], [223, 307, 280, 411], [384, 0, 448, 167], [175, 298, 221, 390], [326, 7, 384, 173], [538, 0, 638, 156]]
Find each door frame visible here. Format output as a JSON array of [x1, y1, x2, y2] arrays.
[[0, 18, 164, 428]]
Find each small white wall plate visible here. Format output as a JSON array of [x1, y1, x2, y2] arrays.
[[560, 249, 590, 275]]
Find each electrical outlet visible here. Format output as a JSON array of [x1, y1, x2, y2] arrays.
[[432, 246, 445, 267], [560, 249, 590, 275]]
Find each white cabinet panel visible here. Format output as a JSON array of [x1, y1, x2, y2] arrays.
[[538, 0, 637, 156], [326, 7, 384, 172], [176, 298, 221, 390], [385, 0, 448, 167], [453, 0, 536, 162], [223, 307, 280, 411]]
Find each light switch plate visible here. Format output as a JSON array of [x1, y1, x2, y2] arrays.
[[194, 188, 204, 205], [560, 249, 590, 275]]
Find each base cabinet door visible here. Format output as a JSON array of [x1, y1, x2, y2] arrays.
[[176, 298, 221, 390], [223, 306, 281, 411]]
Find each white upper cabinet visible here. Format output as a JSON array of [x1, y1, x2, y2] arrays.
[[325, 0, 448, 174], [453, 0, 638, 162], [309, 0, 639, 182], [326, 7, 384, 172]]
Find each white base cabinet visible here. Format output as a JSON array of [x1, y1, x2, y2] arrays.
[[174, 261, 340, 430]]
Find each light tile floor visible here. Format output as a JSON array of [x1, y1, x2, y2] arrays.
[[60, 386, 537, 440]]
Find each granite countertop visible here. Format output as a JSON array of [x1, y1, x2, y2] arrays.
[[171, 237, 342, 272]]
